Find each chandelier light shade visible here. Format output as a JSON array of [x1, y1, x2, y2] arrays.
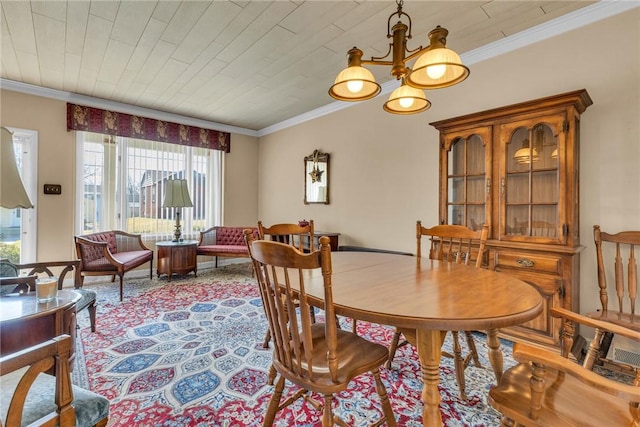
[[1, 126, 33, 209], [329, 48, 381, 101], [328, 0, 468, 114], [406, 26, 470, 89], [162, 178, 193, 242], [384, 79, 431, 114]]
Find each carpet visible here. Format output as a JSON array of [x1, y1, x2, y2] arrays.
[[74, 263, 513, 426]]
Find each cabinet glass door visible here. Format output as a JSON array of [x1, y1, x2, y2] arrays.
[[500, 115, 565, 243], [444, 129, 489, 231]]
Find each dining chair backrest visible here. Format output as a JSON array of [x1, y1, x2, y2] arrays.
[[245, 230, 338, 381], [417, 222, 489, 268], [593, 225, 640, 318], [257, 220, 315, 252]]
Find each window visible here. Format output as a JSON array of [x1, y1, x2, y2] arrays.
[[76, 131, 222, 242]]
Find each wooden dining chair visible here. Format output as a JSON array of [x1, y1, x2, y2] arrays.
[[244, 230, 396, 427], [257, 220, 316, 348], [387, 222, 489, 400], [489, 307, 640, 426], [587, 225, 640, 371]]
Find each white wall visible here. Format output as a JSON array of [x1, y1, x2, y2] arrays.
[[257, 8, 640, 315]]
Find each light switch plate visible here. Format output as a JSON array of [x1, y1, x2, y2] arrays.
[[44, 184, 62, 195]]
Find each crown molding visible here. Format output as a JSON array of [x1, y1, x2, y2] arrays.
[[261, 0, 638, 136], [0, 79, 259, 137], [2, 1, 636, 138]]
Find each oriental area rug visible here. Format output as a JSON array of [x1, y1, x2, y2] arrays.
[[73, 263, 514, 426]]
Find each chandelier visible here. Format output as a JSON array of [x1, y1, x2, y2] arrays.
[[328, 0, 469, 114]]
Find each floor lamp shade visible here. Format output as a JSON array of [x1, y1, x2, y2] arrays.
[[1, 127, 33, 209]]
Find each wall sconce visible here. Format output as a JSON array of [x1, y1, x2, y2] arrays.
[[162, 179, 193, 242], [1, 127, 33, 209]]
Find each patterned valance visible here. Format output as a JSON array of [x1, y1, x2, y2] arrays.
[[66, 103, 230, 153]]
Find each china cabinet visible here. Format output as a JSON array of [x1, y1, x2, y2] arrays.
[[431, 89, 592, 350]]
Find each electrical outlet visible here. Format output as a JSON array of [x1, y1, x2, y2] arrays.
[[43, 184, 62, 195]]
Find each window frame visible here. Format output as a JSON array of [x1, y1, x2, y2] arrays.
[[75, 131, 222, 242]]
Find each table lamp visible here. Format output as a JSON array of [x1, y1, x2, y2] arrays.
[[162, 179, 193, 242]]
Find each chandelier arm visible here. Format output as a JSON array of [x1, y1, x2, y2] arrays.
[[368, 43, 394, 62], [404, 45, 431, 63], [360, 59, 393, 67]]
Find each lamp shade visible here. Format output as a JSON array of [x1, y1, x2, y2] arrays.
[[162, 179, 193, 208], [1, 127, 33, 209], [514, 147, 539, 164], [329, 65, 381, 101], [383, 82, 431, 114], [407, 47, 470, 89]]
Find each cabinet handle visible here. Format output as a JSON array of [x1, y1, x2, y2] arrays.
[[486, 178, 491, 194], [500, 178, 505, 195], [516, 258, 535, 268]]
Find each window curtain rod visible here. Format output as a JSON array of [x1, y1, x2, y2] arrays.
[[66, 103, 231, 153]]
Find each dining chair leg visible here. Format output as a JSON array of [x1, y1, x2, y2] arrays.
[[464, 331, 481, 367], [267, 364, 277, 385], [322, 394, 334, 427], [262, 329, 271, 349], [373, 368, 397, 426], [452, 331, 468, 400], [263, 375, 285, 426], [387, 330, 407, 369], [387, 331, 401, 369]]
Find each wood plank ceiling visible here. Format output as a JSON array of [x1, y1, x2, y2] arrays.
[[1, 1, 596, 131]]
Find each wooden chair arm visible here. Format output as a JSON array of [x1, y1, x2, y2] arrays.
[[551, 307, 640, 341], [513, 342, 640, 402], [0, 335, 74, 426]]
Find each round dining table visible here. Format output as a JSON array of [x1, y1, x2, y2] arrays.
[[298, 251, 543, 427]]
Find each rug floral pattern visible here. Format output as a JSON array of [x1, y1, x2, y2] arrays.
[[75, 263, 512, 426]]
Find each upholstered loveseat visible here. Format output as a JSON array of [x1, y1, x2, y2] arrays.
[[197, 226, 258, 267], [74, 230, 153, 301]]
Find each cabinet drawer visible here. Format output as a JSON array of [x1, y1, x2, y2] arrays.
[[494, 252, 561, 275]]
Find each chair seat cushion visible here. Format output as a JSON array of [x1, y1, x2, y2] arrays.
[[111, 250, 153, 270], [0, 368, 109, 426]]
